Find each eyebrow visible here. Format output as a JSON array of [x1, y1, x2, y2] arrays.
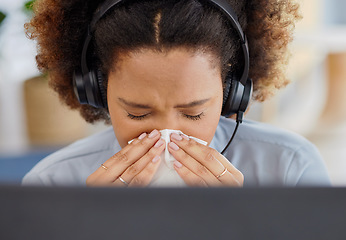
[[118, 98, 152, 109], [118, 98, 210, 109], [174, 98, 211, 108]]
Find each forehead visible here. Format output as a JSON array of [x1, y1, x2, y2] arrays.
[[109, 48, 221, 87], [106, 48, 223, 109]]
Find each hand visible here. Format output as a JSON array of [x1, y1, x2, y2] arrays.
[[168, 133, 244, 187], [86, 129, 165, 187]]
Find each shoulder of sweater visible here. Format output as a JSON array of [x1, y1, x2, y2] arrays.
[[216, 117, 316, 152], [26, 127, 118, 174]]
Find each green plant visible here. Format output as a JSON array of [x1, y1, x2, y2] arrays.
[[0, 11, 6, 27], [23, 0, 36, 13]]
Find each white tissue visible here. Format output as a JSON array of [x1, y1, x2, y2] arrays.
[[128, 129, 207, 187]]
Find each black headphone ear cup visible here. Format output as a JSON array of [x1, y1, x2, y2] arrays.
[[73, 69, 88, 104], [96, 69, 108, 108], [221, 77, 252, 118], [84, 68, 104, 108], [221, 78, 237, 117], [72, 67, 106, 108], [238, 78, 253, 113]]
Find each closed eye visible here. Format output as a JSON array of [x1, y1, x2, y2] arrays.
[[183, 112, 205, 121], [127, 112, 205, 121], [127, 113, 150, 120]]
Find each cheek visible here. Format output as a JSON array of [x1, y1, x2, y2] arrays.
[[202, 115, 221, 145], [182, 98, 223, 145], [189, 112, 221, 145]]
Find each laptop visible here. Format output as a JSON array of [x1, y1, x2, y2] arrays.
[[0, 185, 345, 240]]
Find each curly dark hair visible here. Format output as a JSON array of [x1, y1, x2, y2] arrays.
[[25, 0, 301, 124]]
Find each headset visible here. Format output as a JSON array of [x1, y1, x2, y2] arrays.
[[73, 0, 253, 153]]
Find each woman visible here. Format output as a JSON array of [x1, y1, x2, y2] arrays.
[[22, 0, 330, 187]]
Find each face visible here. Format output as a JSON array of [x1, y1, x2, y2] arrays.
[[107, 48, 223, 148]]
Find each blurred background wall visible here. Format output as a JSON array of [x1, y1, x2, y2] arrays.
[[0, 0, 345, 185], [246, 0, 346, 186]]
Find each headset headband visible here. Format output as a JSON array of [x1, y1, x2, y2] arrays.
[[80, 0, 249, 86]]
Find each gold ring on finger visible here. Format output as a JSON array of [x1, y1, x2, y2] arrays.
[[216, 167, 228, 179], [101, 164, 108, 170], [118, 176, 129, 187]]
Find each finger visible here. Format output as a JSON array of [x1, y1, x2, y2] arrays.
[[113, 138, 166, 186], [88, 130, 161, 185], [170, 143, 242, 187], [216, 170, 243, 187], [170, 133, 241, 178], [173, 161, 210, 187], [127, 154, 162, 187], [168, 141, 220, 186], [170, 133, 243, 186]]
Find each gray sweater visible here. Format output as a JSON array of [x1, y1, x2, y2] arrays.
[[22, 117, 331, 187]]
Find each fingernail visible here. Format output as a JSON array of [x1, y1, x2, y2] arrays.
[[181, 134, 189, 141], [154, 139, 164, 148], [171, 133, 182, 141], [169, 142, 179, 151], [174, 161, 182, 168], [138, 132, 147, 140], [148, 129, 159, 139], [152, 156, 160, 163]]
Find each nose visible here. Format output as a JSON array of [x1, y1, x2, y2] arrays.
[[153, 115, 181, 131]]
